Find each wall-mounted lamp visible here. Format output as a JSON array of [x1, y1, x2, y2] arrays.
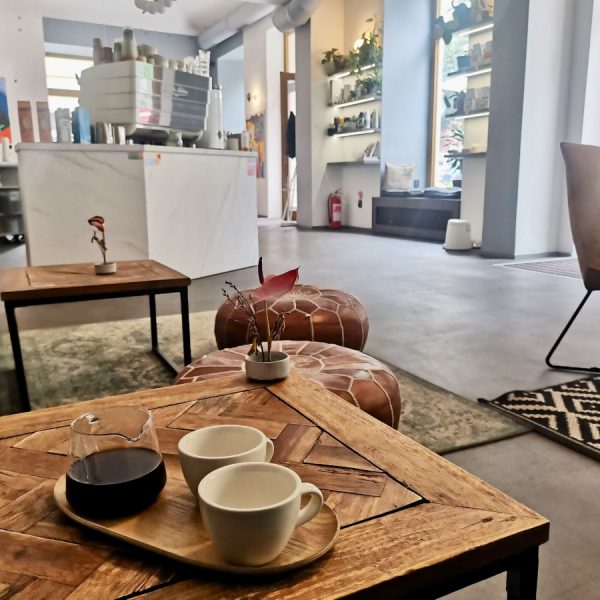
[[246, 92, 257, 102]]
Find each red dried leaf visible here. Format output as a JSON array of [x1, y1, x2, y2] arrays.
[[88, 216, 105, 232], [250, 267, 299, 302]]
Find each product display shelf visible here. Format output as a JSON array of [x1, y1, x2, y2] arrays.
[[332, 129, 380, 138], [0, 162, 23, 241], [328, 63, 380, 81], [444, 152, 487, 159], [327, 160, 380, 166], [452, 110, 490, 121], [444, 66, 492, 82], [449, 19, 494, 246], [454, 21, 494, 37], [330, 95, 382, 109]]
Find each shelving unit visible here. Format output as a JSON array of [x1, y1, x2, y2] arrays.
[[0, 161, 24, 242], [435, 15, 494, 244], [326, 62, 382, 143]]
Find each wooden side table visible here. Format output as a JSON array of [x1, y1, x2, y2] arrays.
[[0, 260, 192, 412]]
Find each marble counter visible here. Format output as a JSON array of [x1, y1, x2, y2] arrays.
[[16, 144, 259, 279]]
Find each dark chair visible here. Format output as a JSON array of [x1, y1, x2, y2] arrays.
[[546, 142, 600, 372]]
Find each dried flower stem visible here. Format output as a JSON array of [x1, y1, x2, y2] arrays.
[[222, 282, 289, 362], [91, 230, 108, 263]]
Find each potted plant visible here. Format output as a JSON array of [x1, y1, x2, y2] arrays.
[[445, 127, 464, 187], [349, 18, 383, 71], [356, 72, 382, 97], [88, 215, 117, 275], [321, 48, 347, 76], [222, 258, 300, 381]]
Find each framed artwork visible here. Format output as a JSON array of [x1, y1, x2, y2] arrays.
[[0, 77, 11, 141], [246, 113, 265, 178]]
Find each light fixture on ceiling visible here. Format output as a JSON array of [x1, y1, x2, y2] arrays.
[[134, 0, 177, 15]]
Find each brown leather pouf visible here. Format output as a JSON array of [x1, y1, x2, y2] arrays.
[[176, 341, 400, 428], [215, 284, 369, 351]]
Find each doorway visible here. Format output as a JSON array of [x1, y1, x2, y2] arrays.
[[280, 72, 296, 220]]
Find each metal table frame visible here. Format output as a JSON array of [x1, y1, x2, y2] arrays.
[[5, 286, 191, 412]]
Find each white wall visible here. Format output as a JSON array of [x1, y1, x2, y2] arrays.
[[514, 0, 575, 256], [219, 56, 246, 133], [243, 16, 283, 218], [344, 0, 383, 52], [0, 5, 49, 143], [308, 0, 345, 227]]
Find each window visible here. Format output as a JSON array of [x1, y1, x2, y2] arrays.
[[429, 0, 494, 187], [44, 53, 93, 114]]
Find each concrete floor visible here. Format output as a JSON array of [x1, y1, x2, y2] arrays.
[[1, 223, 599, 599]]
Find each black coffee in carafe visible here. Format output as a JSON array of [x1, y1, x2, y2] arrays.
[[67, 407, 166, 517], [66, 447, 166, 516]]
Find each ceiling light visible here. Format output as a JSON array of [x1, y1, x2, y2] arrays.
[[134, 0, 177, 15]]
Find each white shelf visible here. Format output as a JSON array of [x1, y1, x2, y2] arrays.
[[0, 162, 18, 169], [328, 160, 380, 166], [451, 110, 490, 120], [455, 22, 494, 37], [333, 129, 381, 138], [331, 95, 382, 109], [0, 186, 20, 191], [444, 66, 492, 82], [328, 64, 380, 80]]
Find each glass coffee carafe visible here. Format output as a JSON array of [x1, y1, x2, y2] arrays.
[[66, 406, 166, 517]]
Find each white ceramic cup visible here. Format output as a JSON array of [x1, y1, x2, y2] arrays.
[[178, 425, 274, 496], [198, 462, 323, 566]]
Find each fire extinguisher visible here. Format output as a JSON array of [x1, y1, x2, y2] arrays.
[[328, 190, 342, 229]]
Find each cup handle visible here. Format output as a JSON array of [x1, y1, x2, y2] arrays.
[[296, 483, 323, 527], [265, 438, 274, 462]]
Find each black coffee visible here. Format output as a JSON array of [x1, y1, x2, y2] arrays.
[[66, 447, 166, 517]]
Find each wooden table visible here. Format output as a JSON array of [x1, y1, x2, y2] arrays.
[[0, 260, 191, 412], [0, 372, 549, 599]]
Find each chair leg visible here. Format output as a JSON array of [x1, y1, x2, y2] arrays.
[[545, 289, 600, 373]]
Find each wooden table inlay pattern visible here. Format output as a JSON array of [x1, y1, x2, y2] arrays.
[[0, 372, 549, 599]]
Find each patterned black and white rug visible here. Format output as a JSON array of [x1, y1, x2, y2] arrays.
[[482, 377, 600, 460], [497, 257, 581, 279]]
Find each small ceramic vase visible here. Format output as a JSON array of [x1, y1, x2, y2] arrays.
[[95, 262, 117, 275], [244, 351, 290, 381]]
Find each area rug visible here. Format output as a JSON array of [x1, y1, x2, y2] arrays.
[[0, 312, 527, 454], [482, 376, 600, 461], [497, 257, 580, 279]]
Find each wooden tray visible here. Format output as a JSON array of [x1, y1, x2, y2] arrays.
[[54, 475, 339, 575]]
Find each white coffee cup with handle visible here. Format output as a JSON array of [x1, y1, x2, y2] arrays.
[[198, 462, 323, 566], [178, 425, 274, 496]]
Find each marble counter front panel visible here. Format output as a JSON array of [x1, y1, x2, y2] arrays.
[[17, 145, 259, 279]]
